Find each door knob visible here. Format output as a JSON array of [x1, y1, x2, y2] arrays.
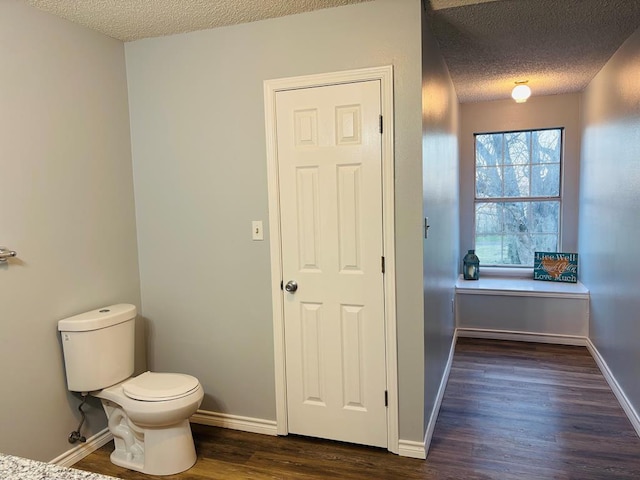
[[284, 280, 298, 293]]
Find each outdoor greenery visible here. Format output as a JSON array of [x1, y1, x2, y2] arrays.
[[475, 129, 562, 266]]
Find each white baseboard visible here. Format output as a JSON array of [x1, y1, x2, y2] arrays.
[[586, 339, 640, 438], [51, 428, 113, 467], [398, 439, 427, 459], [191, 410, 278, 436], [456, 327, 588, 346], [423, 329, 458, 458]]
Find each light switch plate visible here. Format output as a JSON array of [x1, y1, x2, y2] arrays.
[[252, 221, 264, 241]]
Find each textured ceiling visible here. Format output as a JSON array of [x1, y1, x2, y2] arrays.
[[24, 0, 373, 42], [23, 0, 640, 103], [428, 0, 640, 102]]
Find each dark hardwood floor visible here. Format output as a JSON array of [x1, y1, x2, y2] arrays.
[[73, 338, 640, 479]]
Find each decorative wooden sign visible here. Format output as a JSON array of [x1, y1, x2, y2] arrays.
[[534, 252, 578, 283]]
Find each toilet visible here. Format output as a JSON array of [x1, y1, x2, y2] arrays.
[[58, 304, 204, 476]]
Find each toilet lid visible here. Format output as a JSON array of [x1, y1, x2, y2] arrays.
[[123, 372, 200, 401]]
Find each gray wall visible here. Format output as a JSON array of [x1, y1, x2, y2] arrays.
[[580, 27, 640, 416], [0, 1, 141, 461], [459, 94, 582, 262], [421, 6, 459, 435], [125, 0, 426, 442]]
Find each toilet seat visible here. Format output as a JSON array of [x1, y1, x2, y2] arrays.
[[123, 372, 200, 402]]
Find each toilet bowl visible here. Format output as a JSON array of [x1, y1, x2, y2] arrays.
[[58, 304, 204, 476], [94, 372, 204, 475]]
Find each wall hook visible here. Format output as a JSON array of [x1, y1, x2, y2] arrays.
[[0, 247, 17, 263]]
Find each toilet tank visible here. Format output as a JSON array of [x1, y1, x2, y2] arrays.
[[58, 304, 136, 393]]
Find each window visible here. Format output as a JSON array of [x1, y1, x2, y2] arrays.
[[474, 128, 562, 266]]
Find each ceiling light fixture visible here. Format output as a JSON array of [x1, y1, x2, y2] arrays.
[[511, 81, 531, 103]]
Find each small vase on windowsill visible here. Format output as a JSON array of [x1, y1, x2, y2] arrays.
[[463, 250, 480, 280]]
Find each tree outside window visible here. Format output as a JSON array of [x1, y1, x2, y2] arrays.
[[474, 128, 562, 266]]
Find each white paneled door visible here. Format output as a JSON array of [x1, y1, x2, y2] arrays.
[[275, 81, 387, 448]]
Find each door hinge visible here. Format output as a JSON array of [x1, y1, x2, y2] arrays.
[[381, 256, 385, 274], [379, 115, 383, 134], [384, 390, 388, 407]]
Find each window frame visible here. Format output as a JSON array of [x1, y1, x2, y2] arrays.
[[473, 127, 565, 268]]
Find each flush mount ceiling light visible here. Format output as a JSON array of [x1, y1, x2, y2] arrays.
[[511, 81, 532, 103]]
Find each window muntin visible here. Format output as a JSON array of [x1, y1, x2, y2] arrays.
[[474, 128, 562, 266]]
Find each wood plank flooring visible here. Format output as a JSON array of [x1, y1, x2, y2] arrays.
[[73, 338, 640, 479]]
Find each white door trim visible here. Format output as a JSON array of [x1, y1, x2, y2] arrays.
[[263, 65, 398, 453]]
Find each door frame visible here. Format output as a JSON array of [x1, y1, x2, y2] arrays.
[[263, 66, 398, 453]]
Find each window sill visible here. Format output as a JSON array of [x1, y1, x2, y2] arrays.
[[456, 274, 589, 299]]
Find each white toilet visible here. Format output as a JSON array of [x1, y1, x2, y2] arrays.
[[58, 304, 204, 476]]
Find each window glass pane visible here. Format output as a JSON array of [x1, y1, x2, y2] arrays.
[[476, 134, 503, 167], [531, 164, 560, 196], [503, 202, 529, 234], [475, 203, 502, 234], [502, 234, 534, 265], [531, 234, 559, 253], [533, 129, 561, 164], [504, 131, 530, 165], [475, 235, 503, 265], [503, 165, 529, 197], [476, 166, 502, 198], [530, 201, 560, 233]]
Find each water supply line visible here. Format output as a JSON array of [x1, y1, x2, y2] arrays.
[[68, 393, 88, 444]]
